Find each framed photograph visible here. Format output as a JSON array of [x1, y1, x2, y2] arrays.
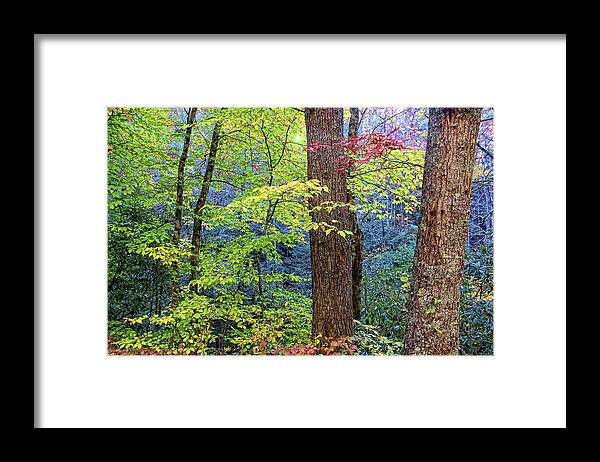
[[35, 34, 566, 428]]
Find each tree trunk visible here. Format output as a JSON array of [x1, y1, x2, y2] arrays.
[[347, 107, 363, 320], [351, 219, 363, 320], [403, 107, 482, 355], [190, 120, 221, 290], [305, 108, 353, 338], [171, 107, 197, 309]]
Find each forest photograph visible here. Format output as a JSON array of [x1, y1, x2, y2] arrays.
[[107, 106, 493, 356]]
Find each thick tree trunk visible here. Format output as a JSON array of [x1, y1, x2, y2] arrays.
[[190, 121, 221, 290], [347, 107, 363, 320], [404, 107, 482, 355], [305, 108, 353, 338], [171, 107, 197, 309]]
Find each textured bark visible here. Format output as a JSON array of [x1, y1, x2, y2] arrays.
[[351, 219, 364, 320], [171, 107, 197, 309], [348, 107, 359, 139], [347, 107, 363, 320], [190, 121, 221, 290], [404, 107, 482, 355], [305, 108, 353, 338]]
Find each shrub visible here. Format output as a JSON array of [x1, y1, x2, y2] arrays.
[[353, 320, 404, 355], [108, 290, 312, 355]]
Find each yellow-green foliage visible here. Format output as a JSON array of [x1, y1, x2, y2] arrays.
[[109, 291, 312, 355]]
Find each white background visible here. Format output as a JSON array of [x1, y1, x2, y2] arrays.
[[36, 35, 566, 428]]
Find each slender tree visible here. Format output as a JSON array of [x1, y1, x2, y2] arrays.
[[404, 107, 482, 355], [347, 107, 364, 320], [305, 107, 353, 337], [190, 120, 222, 289], [171, 107, 197, 309]]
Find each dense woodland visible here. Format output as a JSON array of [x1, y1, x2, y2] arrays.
[[107, 106, 493, 355]]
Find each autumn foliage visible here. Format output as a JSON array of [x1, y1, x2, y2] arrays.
[[307, 132, 409, 173]]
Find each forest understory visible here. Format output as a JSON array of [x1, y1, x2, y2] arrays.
[[107, 106, 493, 356]]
